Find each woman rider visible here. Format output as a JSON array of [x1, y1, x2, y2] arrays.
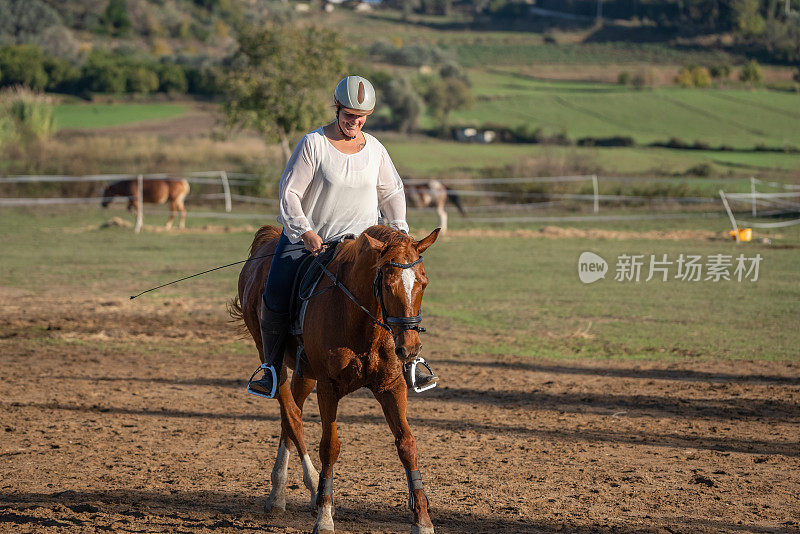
[[248, 75, 438, 398]]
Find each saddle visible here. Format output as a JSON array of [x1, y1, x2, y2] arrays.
[[286, 238, 353, 373]]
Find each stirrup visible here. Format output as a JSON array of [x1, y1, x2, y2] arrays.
[[404, 357, 438, 393], [246, 363, 278, 399]]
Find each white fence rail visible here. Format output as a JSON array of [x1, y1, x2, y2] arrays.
[[3, 172, 800, 235]]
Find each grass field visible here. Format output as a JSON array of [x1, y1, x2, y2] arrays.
[[2, 207, 797, 361], [454, 71, 800, 149], [54, 103, 188, 130]]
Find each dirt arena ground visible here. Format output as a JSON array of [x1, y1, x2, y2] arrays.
[[1, 291, 799, 533]]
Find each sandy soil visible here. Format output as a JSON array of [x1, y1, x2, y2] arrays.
[[1, 291, 798, 533]]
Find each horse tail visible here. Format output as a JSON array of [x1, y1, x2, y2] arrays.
[[250, 225, 282, 257], [446, 187, 467, 216], [226, 296, 249, 335]]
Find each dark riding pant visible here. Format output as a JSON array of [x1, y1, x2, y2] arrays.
[[263, 232, 310, 314]]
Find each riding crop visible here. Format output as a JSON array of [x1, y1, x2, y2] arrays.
[[129, 245, 309, 300]]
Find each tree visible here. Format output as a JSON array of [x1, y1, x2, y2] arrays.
[[103, 0, 132, 37], [383, 76, 422, 134], [224, 25, 345, 164], [425, 76, 473, 136], [0, 45, 49, 90], [739, 59, 764, 83], [0, 0, 62, 45], [733, 0, 766, 38]]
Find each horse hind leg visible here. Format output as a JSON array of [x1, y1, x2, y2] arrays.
[[436, 206, 448, 234], [265, 436, 291, 512], [165, 201, 176, 230], [265, 370, 319, 513], [290, 373, 320, 507]]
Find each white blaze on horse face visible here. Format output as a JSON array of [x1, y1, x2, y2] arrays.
[[401, 268, 416, 309]]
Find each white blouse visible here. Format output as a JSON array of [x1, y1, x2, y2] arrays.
[[277, 127, 409, 243]]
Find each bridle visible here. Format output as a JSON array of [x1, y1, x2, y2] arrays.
[[313, 249, 426, 336], [373, 257, 426, 333]]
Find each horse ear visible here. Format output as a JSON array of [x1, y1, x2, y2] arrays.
[[415, 228, 440, 253], [363, 233, 386, 252]]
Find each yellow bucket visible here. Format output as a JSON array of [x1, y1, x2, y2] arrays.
[[729, 228, 752, 242]]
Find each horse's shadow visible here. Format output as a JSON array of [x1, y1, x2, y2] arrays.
[[0, 489, 780, 533]]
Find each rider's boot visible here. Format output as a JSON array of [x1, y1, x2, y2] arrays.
[[404, 359, 439, 392], [247, 307, 289, 399]]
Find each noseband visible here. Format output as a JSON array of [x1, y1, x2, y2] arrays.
[[373, 256, 426, 333]]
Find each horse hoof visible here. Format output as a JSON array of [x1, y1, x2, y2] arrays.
[[411, 525, 435, 534], [264, 498, 286, 513]]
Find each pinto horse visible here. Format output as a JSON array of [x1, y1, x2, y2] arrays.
[[232, 224, 440, 534], [405, 179, 465, 233], [101, 178, 190, 229]]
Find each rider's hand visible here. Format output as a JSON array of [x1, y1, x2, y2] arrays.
[[300, 230, 325, 255]]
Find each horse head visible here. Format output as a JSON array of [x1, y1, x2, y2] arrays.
[[363, 228, 440, 363], [101, 185, 111, 208]]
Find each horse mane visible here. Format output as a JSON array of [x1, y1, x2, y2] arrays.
[[250, 225, 282, 256], [336, 225, 413, 268]]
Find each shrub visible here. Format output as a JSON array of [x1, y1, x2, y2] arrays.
[[684, 163, 713, 177], [675, 67, 694, 88], [631, 71, 648, 90], [0, 45, 49, 90], [692, 66, 712, 88], [158, 64, 188, 93], [577, 136, 635, 147], [43, 56, 80, 92], [103, 0, 132, 36], [186, 65, 224, 96], [127, 67, 160, 94], [739, 60, 763, 84], [617, 71, 631, 86], [710, 64, 732, 79], [82, 52, 127, 94], [0, 87, 55, 145]]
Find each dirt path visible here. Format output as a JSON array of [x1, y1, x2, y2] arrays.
[[1, 293, 798, 533]]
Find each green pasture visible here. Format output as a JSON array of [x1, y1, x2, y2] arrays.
[[1, 207, 797, 361], [452, 71, 800, 150], [383, 135, 800, 177], [341, 10, 744, 66], [53, 103, 188, 130]]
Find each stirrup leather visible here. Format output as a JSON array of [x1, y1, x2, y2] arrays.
[[404, 357, 438, 393], [247, 363, 278, 398]]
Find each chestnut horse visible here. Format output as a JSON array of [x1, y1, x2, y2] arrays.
[[405, 179, 465, 233], [101, 178, 190, 229], [232, 224, 440, 534]]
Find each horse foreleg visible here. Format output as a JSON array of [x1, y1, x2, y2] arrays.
[[376, 382, 434, 534], [313, 382, 340, 534], [291, 373, 319, 507]]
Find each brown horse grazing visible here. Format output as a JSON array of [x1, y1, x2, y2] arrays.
[[405, 179, 466, 234], [232, 224, 440, 534], [101, 178, 190, 229]]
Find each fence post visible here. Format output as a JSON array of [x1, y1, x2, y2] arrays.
[[719, 190, 739, 243], [220, 170, 232, 213], [750, 176, 757, 217], [135, 174, 143, 234], [592, 174, 599, 214]]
